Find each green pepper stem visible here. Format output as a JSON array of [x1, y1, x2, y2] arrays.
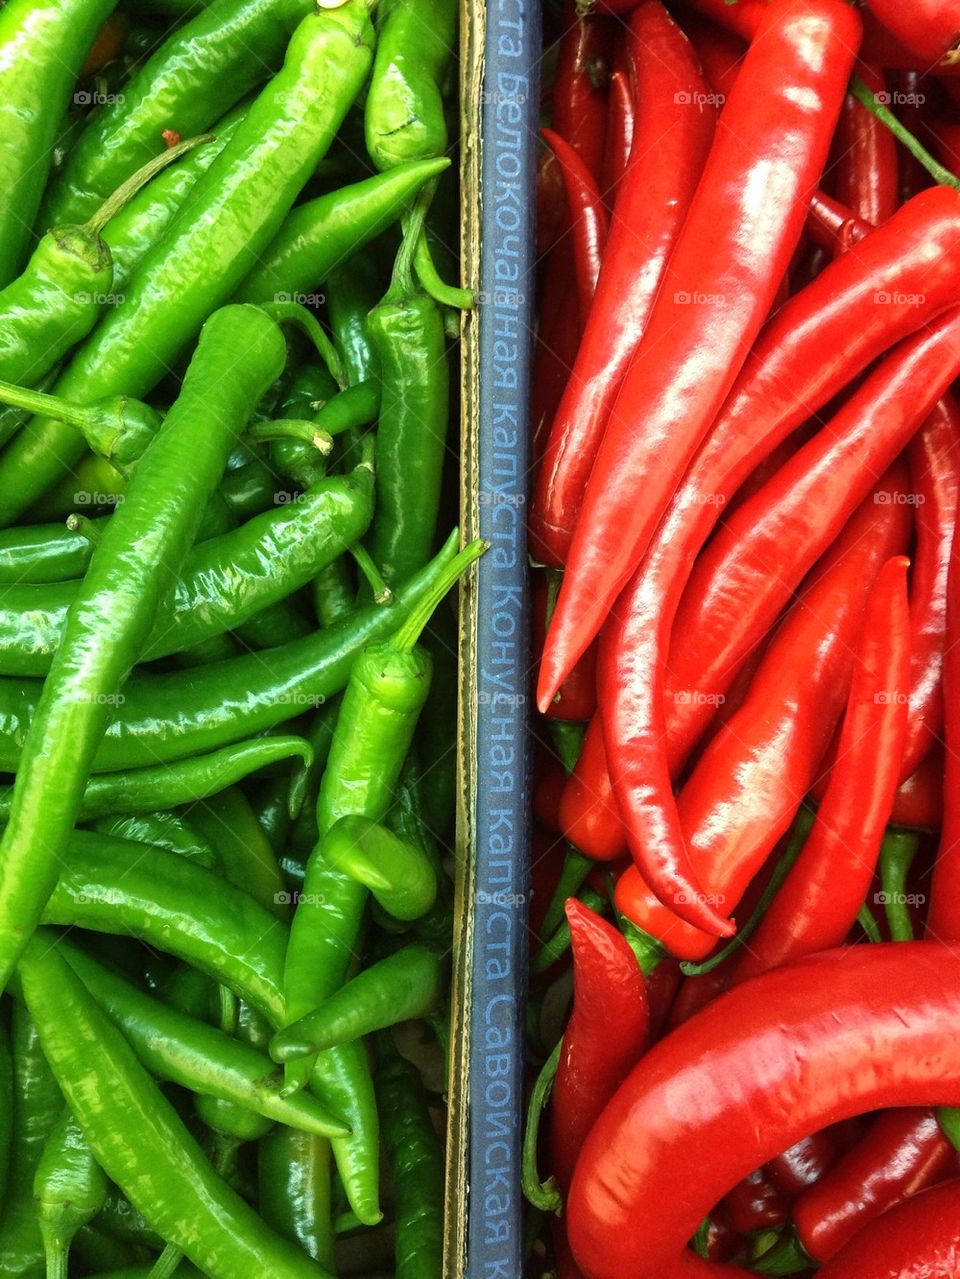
[[384, 185, 433, 304], [413, 229, 475, 310], [679, 806, 815, 976], [539, 846, 593, 938], [43, 1239, 68, 1279], [257, 303, 345, 388], [522, 1040, 562, 1214], [0, 378, 98, 430], [350, 543, 392, 605], [938, 1106, 960, 1152], [548, 718, 585, 776], [751, 1228, 812, 1275], [879, 829, 921, 941], [532, 887, 606, 975], [851, 76, 960, 192], [146, 1242, 185, 1279], [84, 135, 214, 234], [857, 903, 883, 943], [391, 537, 487, 652], [248, 419, 334, 455], [64, 514, 102, 547], [616, 915, 666, 977]]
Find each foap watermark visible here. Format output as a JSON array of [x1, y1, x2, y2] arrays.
[[675, 290, 726, 307], [875, 490, 926, 505], [478, 690, 526, 708], [74, 691, 126, 707], [675, 889, 726, 908], [673, 690, 725, 707], [73, 291, 125, 308], [478, 489, 525, 507], [874, 690, 909, 705], [273, 291, 325, 307], [476, 889, 525, 908], [874, 290, 925, 308], [674, 90, 725, 108], [273, 691, 326, 709], [475, 289, 526, 308], [874, 90, 926, 108], [74, 88, 124, 107], [74, 491, 124, 507], [274, 890, 326, 907], [875, 890, 926, 907]]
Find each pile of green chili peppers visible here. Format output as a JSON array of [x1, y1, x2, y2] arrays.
[[0, 0, 470, 1274]]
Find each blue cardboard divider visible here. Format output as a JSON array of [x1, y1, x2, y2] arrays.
[[466, 2, 541, 1276]]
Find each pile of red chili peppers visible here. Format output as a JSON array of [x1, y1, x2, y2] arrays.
[[526, 1, 960, 1275]]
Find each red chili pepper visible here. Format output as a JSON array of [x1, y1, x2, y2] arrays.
[[529, 0, 716, 568], [599, 63, 634, 210], [863, 0, 960, 68], [681, 0, 765, 40], [538, 0, 860, 702], [834, 62, 899, 226], [603, 309, 960, 937], [903, 396, 960, 779], [537, 149, 566, 255], [613, 480, 911, 961], [566, 943, 960, 1279], [552, 2, 611, 182], [817, 1177, 960, 1279], [892, 749, 944, 830], [549, 899, 648, 1193], [731, 556, 911, 983], [667, 314, 960, 757], [767, 1131, 839, 1199], [559, 715, 627, 863], [532, 574, 597, 723], [721, 1167, 788, 1233], [930, 120, 960, 182], [534, 761, 566, 835], [805, 188, 864, 254], [530, 249, 581, 468], [793, 1108, 956, 1262], [682, 13, 747, 103], [644, 955, 681, 1043], [541, 129, 609, 323], [667, 964, 731, 1031]]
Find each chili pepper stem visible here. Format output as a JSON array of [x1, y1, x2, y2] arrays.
[[522, 1041, 562, 1214], [0, 378, 102, 432], [383, 186, 432, 305], [391, 538, 487, 652], [248, 419, 334, 455], [412, 224, 474, 310], [146, 1243, 184, 1279], [351, 543, 393, 604], [83, 135, 214, 234], [851, 77, 960, 192], [258, 302, 346, 387], [42, 1239, 68, 1279], [64, 514, 101, 547], [857, 904, 883, 943]]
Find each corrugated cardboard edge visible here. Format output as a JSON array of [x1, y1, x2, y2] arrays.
[[444, 0, 484, 1275]]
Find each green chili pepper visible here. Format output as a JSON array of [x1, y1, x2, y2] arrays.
[[34, 1108, 109, 1279], [273, 945, 444, 1057], [70, 1223, 143, 1274], [0, 459, 375, 675], [366, 198, 450, 585], [94, 1190, 166, 1253], [0, 377, 161, 469], [265, 363, 339, 492], [0, 1003, 63, 1277], [259, 1129, 336, 1269], [327, 255, 382, 387], [0, 137, 204, 392], [314, 381, 381, 439], [375, 1035, 444, 1279], [92, 810, 219, 870], [0, 531, 461, 774], [0, 520, 99, 584], [237, 157, 450, 304], [187, 786, 287, 919], [0, 0, 118, 285], [321, 815, 438, 920], [0, 2, 378, 522], [0, 1020, 10, 1208], [0, 736, 309, 824], [0, 304, 287, 990], [364, 0, 457, 171], [879, 829, 922, 941], [41, 0, 316, 227], [313, 559, 357, 629], [20, 932, 333, 1279]]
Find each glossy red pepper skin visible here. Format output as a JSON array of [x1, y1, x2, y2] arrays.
[[931, 120, 960, 183], [567, 944, 960, 1279], [903, 396, 960, 780], [529, 0, 716, 568], [614, 482, 911, 961], [559, 715, 626, 862], [541, 129, 608, 323], [864, 0, 960, 67], [817, 1177, 960, 1279], [893, 750, 944, 830], [721, 1167, 788, 1233], [599, 63, 634, 207], [549, 900, 648, 1193], [681, 0, 764, 39], [530, 249, 580, 467], [538, 0, 860, 693], [667, 313, 960, 752], [834, 62, 898, 226], [551, 3, 611, 181], [732, 557, 911, 983], [794, 1108, 956, 1262], [766, 1131, 838, 1199], [929, 477, 960, 940], [590, 188, 960, 900], [532, 576, 597, 723], [682, 15, 746, 103]]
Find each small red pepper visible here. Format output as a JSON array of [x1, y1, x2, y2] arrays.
[[682, 13, 746, 103], [539, 0, 861, 703], [721, 1167, 788, 1233], [817, 1177, 960, 1279], [532, 574, 597, 723], [793, 1108, 957, 1262], [614, 479, 911, 961], [834, 62, 899, 226], [541, 129, 609, 323], [530, 0, 716, 568], [681, 0, 765, 40], [567, 943, 960, 1279], [599, 63, 634, 207], [863, 0, 960, 68], [892, 749, 944, 831], [766, 1131, 839, 1200], [549, 899, 648, 1194], [732, 556, 911, 983], [559, 715, 626, 862], [551, 3, 611, 181]]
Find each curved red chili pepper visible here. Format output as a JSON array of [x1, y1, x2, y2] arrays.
[[549, 899, 648, 1193], [552, 2, 611, 182], [892, 749, 944, 830], [529, 0, 717, 568], [666, 309, 960, 764], [603, 315, 960, 938], [731, 556, 911, 983], [613, 480, 911, 961], [532, 574, 597, 723], [721, 1167, 788, 1233], [903, 396, 960, 779], [599, 64, 634, 208], [558, 715, 626, 862], [793, 1108, 956, 1262], [767, 1131, 838, 1199], [863, 0, 960, 67], [817, 1177, 960, 1279], [834, 62, 899, 226], [538, 0, 861, 703], [541, 129, 609, 323], [530, 248, 580, 468], [566, 943, 960, 1279]]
